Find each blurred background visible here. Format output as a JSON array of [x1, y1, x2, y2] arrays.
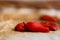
[[0, 1, 60, 9], [0, 1, 60, 22]]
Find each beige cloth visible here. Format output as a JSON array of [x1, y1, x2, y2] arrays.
[[0, 20, 59, 40]]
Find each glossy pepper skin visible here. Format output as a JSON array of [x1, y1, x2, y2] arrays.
[[40, 21, 58, 31], [26, 22, 49, 32], [15, 22, 25, 32], [15, 21, 58, 32], [40, 15, 57, 22]]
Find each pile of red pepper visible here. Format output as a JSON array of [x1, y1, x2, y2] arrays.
[[15, 15, 58, 32]]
